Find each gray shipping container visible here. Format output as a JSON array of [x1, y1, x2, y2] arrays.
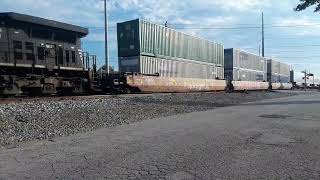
[[224, 48, 267, 81], [117, 19, 224, 65], [267, 59, 291, 83], [119, 56, 224, 79]]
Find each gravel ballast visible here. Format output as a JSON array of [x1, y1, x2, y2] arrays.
[[0, 91, 296, 147]]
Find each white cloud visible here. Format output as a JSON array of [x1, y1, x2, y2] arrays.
[[185, 0, 270, 12], [274, 16, 320, 36]]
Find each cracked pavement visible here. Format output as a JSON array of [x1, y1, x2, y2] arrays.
[[1, 93, 320, 179]]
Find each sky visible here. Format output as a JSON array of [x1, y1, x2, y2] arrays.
[[1, 0, 320, 83]]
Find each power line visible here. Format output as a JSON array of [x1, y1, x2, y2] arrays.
[[267, 44, 320, 48], [274, 56, 320, 58], [86, 23, 320, 30]]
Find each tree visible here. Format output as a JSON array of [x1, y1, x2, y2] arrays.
[[295, 0, 320, 12]]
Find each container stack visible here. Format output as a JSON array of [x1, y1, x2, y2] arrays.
[[224, 48, 267, 82], [267, 59, 291, 83], [117, 19, 225, 79]]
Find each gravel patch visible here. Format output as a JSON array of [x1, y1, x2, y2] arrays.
[[0, 91, 296, 147]]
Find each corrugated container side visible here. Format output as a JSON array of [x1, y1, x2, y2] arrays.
[[267, 59, 291, 83], [233, 69, 267, 81], [139, 20, 224, 66], [224, 48, 267, 82], [234, 49, 266, 71], [279, 62, 290, 76], [139, 56, 224, 79]]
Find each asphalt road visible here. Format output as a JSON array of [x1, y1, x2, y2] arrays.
[[1, 93, 320, 180]]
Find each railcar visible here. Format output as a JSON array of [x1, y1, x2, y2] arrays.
[[0, 12, 96, 96], [267, 59, 292, 90], [114, 19, 227, 93]]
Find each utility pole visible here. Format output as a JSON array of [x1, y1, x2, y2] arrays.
[[104, 0, 109, 75], [302, 70, 307, 89], [262, 12, 265, 57]]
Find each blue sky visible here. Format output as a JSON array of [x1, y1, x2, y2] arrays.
[[1, 0, 320, 83]]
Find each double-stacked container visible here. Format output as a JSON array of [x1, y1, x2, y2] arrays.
[[117, 19, 224, 79], [267, 59, 291, 83], [224, 48, 267, 81]]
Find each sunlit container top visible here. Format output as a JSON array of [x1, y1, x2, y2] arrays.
[[117, 19, 224, 66]]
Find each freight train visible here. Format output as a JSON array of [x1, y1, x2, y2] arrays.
[[0, 13, 293, 97], [116, 19, 293, 93]]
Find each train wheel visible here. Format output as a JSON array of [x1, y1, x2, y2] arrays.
[[124, 88, 132, 94]]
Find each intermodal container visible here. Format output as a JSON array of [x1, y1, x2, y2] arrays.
[[267, 59, 290, 83], [117, 19, 224, 66], [119, 56, 224, 79], [224, 48, 267, 81]]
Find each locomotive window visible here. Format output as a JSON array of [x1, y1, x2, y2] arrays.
[[14, 52, 23, 60], [13, 41, 22, 49], [71, 51, 76, 63], [58, 47, 63, 65], [13, 41, 23, 60], [25, 42, 34, 51], [32, 28, 52, 40], [26, 42, 35, 60], [65, 50, 70, 63], [26, 53, 35, 61], [4, 52, 8, 61], [54, 31, 76, 44], [37, 47, 45, 60]]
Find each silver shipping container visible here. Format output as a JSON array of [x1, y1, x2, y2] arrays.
[[224, 48, 267, 81], [267, 59, 291, 83], [117, 19, 224, 66], [119, 56, 224, 79]]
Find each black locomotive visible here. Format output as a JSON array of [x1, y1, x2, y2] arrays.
[[0, 12, 100, 96]]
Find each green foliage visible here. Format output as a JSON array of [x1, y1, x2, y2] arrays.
[[295, 0, 320, 12]]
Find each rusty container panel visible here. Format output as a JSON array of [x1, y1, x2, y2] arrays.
[[281, 83, 293, 90], [233, 81, 269, 91], [271, 83, 282, 90], [126, 74, 226, 93]]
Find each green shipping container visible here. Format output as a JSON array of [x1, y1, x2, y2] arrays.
[[117, 19, 224, 66]]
